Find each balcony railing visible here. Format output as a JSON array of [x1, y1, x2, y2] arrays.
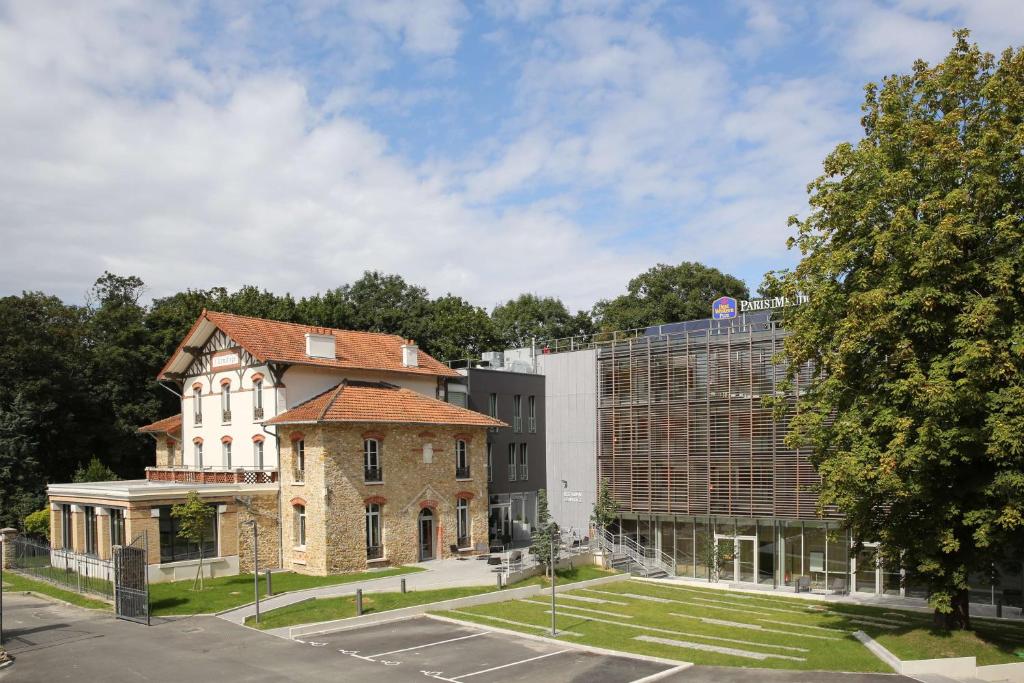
[[456, 536, 470, 549], [222, 410, 232, 424], [520, 465, 528, 480], [145, 466, 278, 484], [194, 413, 202, 426], [527, 417, 536, 433], [364, 466, 383, 483], [455, 465, 471, 480], [512, 416, 522, 433], [366, 545, 383, 560], [253, 406, 264, 420]]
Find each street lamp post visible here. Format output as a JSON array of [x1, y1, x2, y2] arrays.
[[245, 520, 259, 624]]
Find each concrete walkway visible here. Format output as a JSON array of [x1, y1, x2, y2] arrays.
[[217, 557, 503, 625]]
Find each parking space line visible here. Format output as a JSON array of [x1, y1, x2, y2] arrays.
[[450, 649, 571, 680], [368, 631, 488, 658], [628, 664, 693, 683]]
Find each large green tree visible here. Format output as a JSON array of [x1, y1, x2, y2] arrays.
[[773, 31, 1024, 629], [491, 294, 593, 348], [594, 262, 749, 331]]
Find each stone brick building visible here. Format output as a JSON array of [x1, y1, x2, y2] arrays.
[[46, 310, 501, 582]]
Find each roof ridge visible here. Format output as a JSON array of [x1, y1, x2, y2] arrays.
[[319, 381, 347, 421], [206, 310, 406, 341]]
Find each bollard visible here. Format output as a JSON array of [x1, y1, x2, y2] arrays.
[[265, 569, 273, 597], [355, 589, 363, 616], [400, 578, 406, 594], [997, 599, 1003, 619], [497, 573, 503, 590]]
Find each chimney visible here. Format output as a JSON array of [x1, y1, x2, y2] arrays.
[[305, 332, 336, 359], [401, 340, 419, 368]]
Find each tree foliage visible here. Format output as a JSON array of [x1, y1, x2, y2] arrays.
[[771, 31, 1024, 629], [590, 479, 618, 533], [593, 262, 749, 331], [530, 488, 559, 576], [72, 457, 119, 483], [491, 294, 593, 348], [171, 491, 214, 590], [24, 508, 50, 540]]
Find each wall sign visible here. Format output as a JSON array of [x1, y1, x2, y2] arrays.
[[712, 296, 737, 320], [211, 350, 240, 370], [712, 294, 808, 318], [562, 491, 583, 503]]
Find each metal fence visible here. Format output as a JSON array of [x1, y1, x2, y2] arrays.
[[11, 536, 114, 601]]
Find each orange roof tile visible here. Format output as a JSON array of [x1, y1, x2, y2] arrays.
[[266, 382, 506, 428], [158, 310, 458, 380], [138, 413, 183, 434]]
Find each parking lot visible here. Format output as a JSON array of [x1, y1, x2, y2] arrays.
[[296, 616, 684, 683]]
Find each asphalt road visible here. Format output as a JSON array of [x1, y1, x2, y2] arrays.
[[0, 593, 917, 683]]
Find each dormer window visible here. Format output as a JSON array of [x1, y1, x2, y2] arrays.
[[305, 333, 336, 359]]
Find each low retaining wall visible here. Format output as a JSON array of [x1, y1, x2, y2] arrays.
[[855, 630, 1024, 682], [288, 573, 626, 638]]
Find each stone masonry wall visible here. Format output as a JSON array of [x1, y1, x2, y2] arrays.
[[281, 422, 489, 575], [237, 492, 281, 572]]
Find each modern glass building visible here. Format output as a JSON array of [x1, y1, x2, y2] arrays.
[[596, 311, 907, 595]]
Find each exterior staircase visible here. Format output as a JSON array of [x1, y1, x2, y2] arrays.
[[598, 528, 674, 579]]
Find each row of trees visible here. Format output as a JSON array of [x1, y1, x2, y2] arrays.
[[0, 262, 747, 529]]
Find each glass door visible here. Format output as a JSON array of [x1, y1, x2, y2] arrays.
[[855, 547, 878, 593], [737, 538, 756, 583]]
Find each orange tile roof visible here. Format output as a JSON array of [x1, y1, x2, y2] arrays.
[[138, 413, 183, 434], [158, 310, 458, 379], [266, 381, 506, 428]]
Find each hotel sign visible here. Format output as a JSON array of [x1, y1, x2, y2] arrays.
[[712, 294, 808, 317]]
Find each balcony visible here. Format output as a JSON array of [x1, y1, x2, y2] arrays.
[[194, 413, 202, 426], [527, 417, 536, 433], [145, 467, 278, 484], [253, 406, 264, 420], [455, 465, 471, 480], [366, 545, 384, 561], [364, 466, 383, 483], [221, 409, 232, 424], [512, 416, 522, 433]]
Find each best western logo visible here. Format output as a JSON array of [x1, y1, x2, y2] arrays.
[[712, 296, 737, 319]]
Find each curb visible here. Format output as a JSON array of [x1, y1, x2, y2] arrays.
[[425, 613, 692, 670]]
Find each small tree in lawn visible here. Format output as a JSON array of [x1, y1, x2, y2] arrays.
[[590, 478, 618, 539], [530, 488, 559, 577], [172, 491, 213, 591], [698, 535, 720, 583]]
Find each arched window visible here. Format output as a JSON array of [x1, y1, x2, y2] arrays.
[[253, 437, 264, 469], [194, 440, 204, 469], [456, 498, 470, 548], [252, 377, 264, 419], [294, 504, 306, 548], [365, 503, 382, 559], [455, 439, 469, 479], [364, 439, 382, 482], [220, 380, 232, 423], [222, 440, 232, 468], [193, 385, 203, 425]]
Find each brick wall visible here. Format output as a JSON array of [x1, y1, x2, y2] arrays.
[[281, 422, 489, 575]]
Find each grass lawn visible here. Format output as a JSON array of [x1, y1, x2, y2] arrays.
[[440, 580, 1024, 671], [150, 565, 423, 616], [3, 571, 111, 610], [246, 565, 620, 630]]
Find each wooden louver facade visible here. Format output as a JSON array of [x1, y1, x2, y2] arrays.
[[596, 320, 836, 521]]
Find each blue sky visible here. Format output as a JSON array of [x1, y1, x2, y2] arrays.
[[1, 1, 1023, 312]]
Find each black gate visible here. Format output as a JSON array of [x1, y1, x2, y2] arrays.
[[113, 532, 150, 624]]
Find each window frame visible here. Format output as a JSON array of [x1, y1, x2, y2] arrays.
[[254, 439, 264, 469], [519, 443, 528, 480], [158, 504, 218, 563], [364, 438, 382, 482], [527, 395, 536, 433], [253, 378, 264, 419], [507, 443, 516, 481], [221, 383, 231, 423], [222, 440, 232, 468], [486, 442, 493, 483], [109, 508, 125, 547], [294, 504, 306, 548], [294, 440, 305, 483], [61, 504, 72, 549], [488, 393, 497, 417], [455, 439, 469, 479], [195, 441, 204, 469], [456, 498, 470, 548], [512, 395, 522, 432], [84, 506, 97, 556], [365, 503, 382, 559], [193, 387, 203, 425]]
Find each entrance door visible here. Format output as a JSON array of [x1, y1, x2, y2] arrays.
[[715, 535, 758, 583], [419, 509, 435, 561]]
